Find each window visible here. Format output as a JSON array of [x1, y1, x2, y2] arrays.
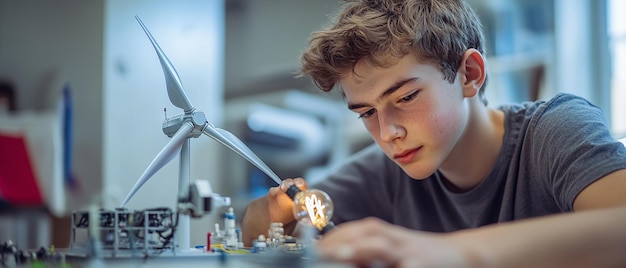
[[609, 0, 626, 136]]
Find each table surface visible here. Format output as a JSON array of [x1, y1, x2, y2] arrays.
[[57, 248, 353, 268]]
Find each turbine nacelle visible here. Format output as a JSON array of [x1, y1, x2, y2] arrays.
[[162, 112, 207, 139]]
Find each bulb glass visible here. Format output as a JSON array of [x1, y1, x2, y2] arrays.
[[292, 189, 334, 231]]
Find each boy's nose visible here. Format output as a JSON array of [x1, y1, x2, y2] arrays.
[[379, 114, 404, 142]]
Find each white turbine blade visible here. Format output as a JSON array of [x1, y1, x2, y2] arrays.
[[202, 126, 282, 185], [213, 128, 282, 185], [135, 16, 194, 112], [121, 123, 194, 207]]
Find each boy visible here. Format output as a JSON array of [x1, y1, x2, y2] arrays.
[[242, 0, 626, 266]]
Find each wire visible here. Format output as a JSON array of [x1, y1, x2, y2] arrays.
[[148, 209, 179, 256], [210, 244, 250, 254]]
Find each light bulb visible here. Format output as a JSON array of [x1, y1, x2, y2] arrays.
[[292, 189, 334, 232]]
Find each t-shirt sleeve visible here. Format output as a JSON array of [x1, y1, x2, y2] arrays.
[[529, 94, 626, 211], [310, 143, 397, 224]]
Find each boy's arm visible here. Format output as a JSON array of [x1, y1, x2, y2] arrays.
[[317, 169, 626, 267], [573, 169, 626, 211], [451, 204, 626, 268], [463, 167, 626, 268], [454, 168, 626, 268], [241, 196, 271, 247]]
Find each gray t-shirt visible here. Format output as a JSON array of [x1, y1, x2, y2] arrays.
[[313, 93, 626, 232]]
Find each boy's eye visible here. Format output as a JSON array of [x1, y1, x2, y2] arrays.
[[400, 90, 419, 103], [358, 109, 376, 119]]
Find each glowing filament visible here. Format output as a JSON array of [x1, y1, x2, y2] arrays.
[[304, 194, 327, 230]]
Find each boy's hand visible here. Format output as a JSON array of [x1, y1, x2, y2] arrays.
[[317, 217, 474, 268], [242, 177, 308, 246], [267, 177, 308, 224]]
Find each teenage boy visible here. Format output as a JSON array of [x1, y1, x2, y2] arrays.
[[243, 0, 626, 266]]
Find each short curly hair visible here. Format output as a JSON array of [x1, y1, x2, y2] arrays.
[[300, 0, 488, 105]]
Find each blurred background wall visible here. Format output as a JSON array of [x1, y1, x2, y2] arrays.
[[0, 0, 624, 251]]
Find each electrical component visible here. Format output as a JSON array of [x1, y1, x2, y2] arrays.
[[70, 207, 178, 257], [0, 241, 67, 267], [212, 207, 243, 250], [267, 222, 285, 248], [251, 235, 267, 253], [222, 208, 239, 249], [287, 186, 336, 234]]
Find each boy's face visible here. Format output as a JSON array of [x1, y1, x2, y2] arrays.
[[340, 53, 471, 180]]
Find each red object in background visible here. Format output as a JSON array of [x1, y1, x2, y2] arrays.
[[0, 132, 43, 206], [206, 232, 212, 252]]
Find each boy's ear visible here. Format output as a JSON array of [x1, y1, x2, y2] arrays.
[[459, 49, 486, 97]]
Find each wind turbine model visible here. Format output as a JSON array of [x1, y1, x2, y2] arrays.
[[121, 16, 285, 251]]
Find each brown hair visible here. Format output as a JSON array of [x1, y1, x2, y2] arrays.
[[300, 0, 488, 105]]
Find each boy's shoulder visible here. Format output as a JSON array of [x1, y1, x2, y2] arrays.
[[540, 93, 595, 109], [499, 93, 598, 121], [503, 92, 590, 108], [497, 93, 605, 144], [533, 93, 600, 122]]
